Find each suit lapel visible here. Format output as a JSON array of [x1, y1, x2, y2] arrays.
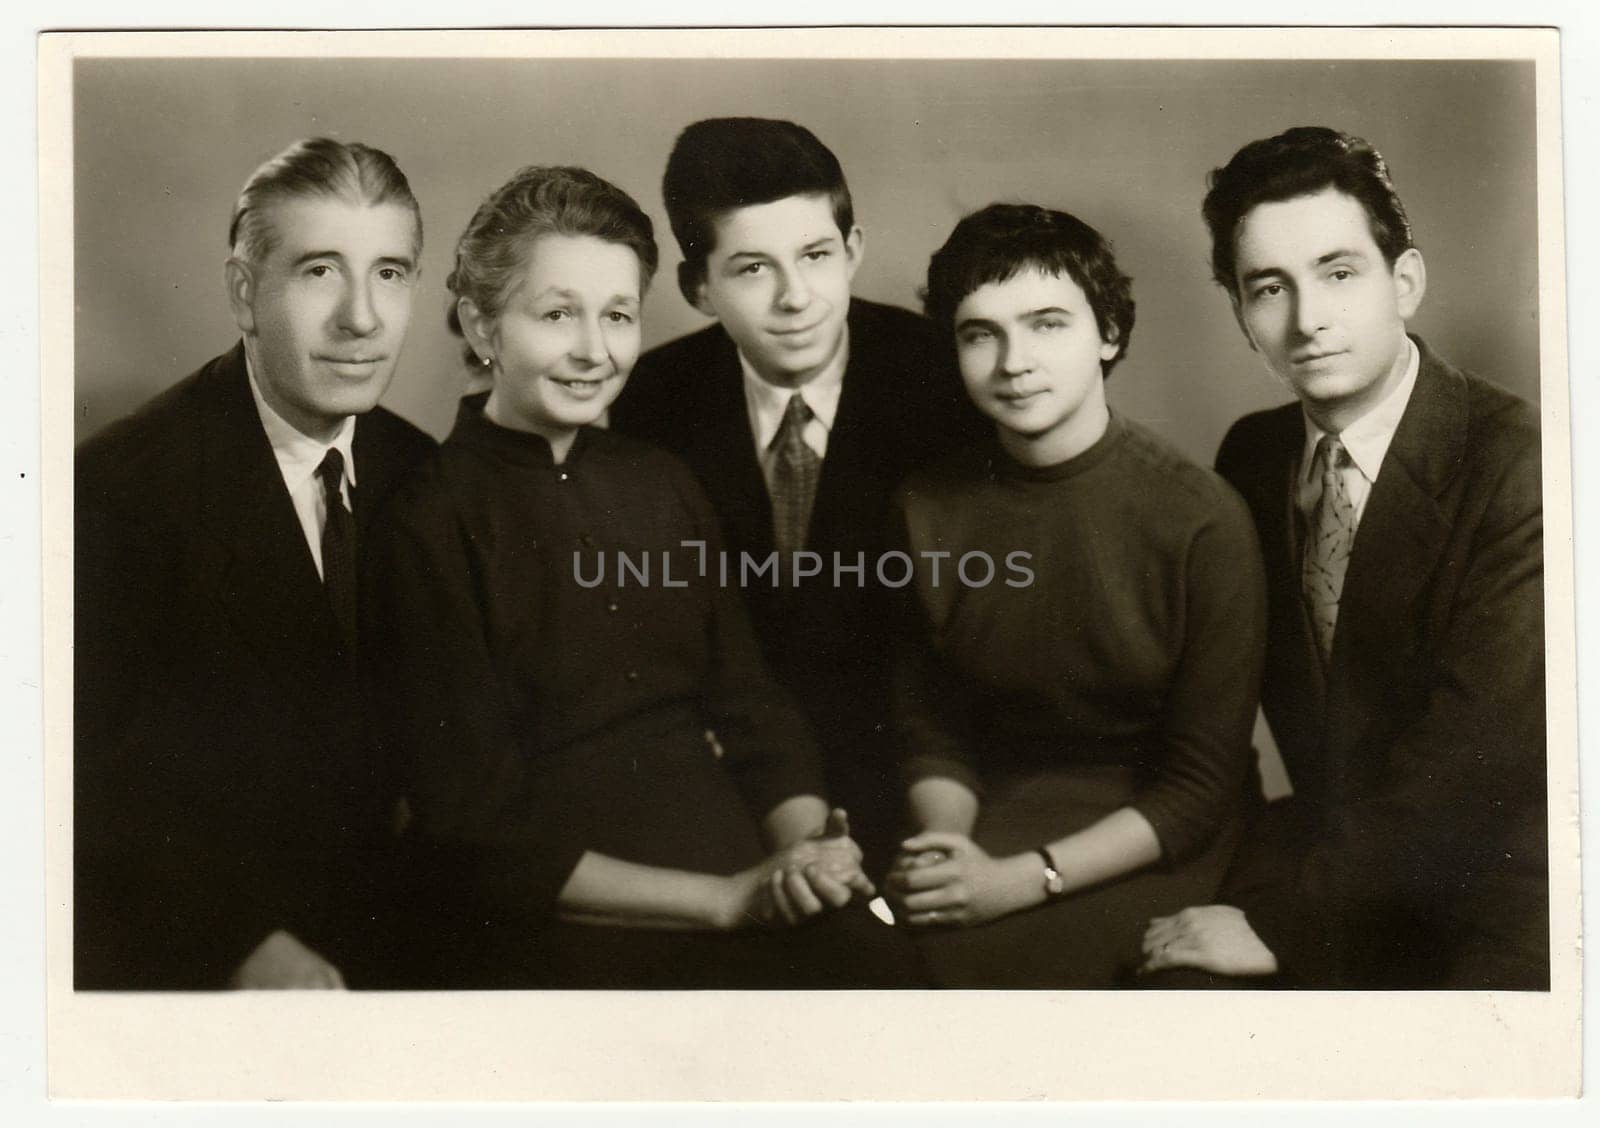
[[1325, 341, 1463, 757], [809, 326, 878, 552], [1245, 408, 1329, 785], [349, 413, 399, 531], [1276, 448, 1329, 707], [194, 346, 350, 730], [1247, 414, 1303, 601], [687, 336, 774, 556]]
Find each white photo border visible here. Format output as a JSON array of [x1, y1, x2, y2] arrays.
[[37, 23, 1582, 1104]]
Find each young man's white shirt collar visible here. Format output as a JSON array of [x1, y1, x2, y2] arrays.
[[245, 352, 357, 580], [1296, 334, 1420, 527], [738, 325, 849, 494]]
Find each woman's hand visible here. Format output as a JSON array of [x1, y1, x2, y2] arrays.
[[884, 831, 1042, 928], [723, 809, 876, 929]]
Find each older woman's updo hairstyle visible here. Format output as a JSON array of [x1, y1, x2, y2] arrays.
[[446, 165, 660, 369]]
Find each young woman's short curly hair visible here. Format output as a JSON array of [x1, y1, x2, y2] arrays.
[[923, 203, 1135, 377]]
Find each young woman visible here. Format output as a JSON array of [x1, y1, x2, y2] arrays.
[[884, 203, 1267, 987], [364, 166, 915, 987]]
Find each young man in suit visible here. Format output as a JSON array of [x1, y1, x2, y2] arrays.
[[75, 138, 436, 989], [1141, 127, 1547, 989], [609, 118, 981, 872]]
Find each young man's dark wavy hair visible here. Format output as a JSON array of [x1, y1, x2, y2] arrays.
[[1203, 125, 1414, 296]]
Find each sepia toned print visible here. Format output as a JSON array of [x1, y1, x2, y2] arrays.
[[41, 26, 1577, 1101]]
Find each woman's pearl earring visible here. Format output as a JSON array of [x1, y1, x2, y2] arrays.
[[480, 354, 494, 368]]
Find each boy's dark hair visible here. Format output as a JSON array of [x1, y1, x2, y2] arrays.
[[661, 117, 854, 304], [1203, 126, 1414, 295], [923, 203, 1135, 377]]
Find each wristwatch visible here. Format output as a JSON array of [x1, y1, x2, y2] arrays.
[[1035, 846, 1065, 899]]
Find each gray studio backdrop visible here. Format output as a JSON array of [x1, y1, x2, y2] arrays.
[[74, 56, 1538, 466]]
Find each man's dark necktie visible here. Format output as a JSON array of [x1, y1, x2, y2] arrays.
[[770, 393, 821, 560], [317, 448, 357, 650], [1302, 434, 1357, 663]]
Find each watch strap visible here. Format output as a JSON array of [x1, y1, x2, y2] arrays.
[[1035, 846, 1064, 898]]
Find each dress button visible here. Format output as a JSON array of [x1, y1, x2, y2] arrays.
[[579, 532, 595, 547], [558, 471, 570, 482], [606, 599, 619, 613], [625, 670, 639, 682]]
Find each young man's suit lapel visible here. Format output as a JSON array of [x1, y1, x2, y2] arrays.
[[1323, 347, 1462, 765]]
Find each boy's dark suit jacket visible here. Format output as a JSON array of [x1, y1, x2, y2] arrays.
[[1215, 337, 1548, 989], [74, 343, 435, 989], [609, 299, 983, 864]]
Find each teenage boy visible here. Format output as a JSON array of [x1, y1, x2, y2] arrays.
[[1141, 126, 1547, 989], [610, 117, 981, 869], [75, 138, 435, 989]]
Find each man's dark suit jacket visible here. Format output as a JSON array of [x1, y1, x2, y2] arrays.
[[609, 299, 983, 863], [1214, 337, 1547, 989], [74, 343, 435, 989]]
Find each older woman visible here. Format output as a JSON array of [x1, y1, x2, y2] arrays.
[[364, 166, 916, 988], [883, 204, 1267, 987]]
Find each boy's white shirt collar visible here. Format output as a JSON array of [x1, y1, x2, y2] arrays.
[[738, 324, 849, 456]]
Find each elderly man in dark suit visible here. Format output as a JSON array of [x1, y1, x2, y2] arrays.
[[1141, 127, 1547, 989], [609, 118, 981, 871], [75, 138, 435, 989]]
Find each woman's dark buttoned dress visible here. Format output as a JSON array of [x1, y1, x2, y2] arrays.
[[365, 395, 920, 988]]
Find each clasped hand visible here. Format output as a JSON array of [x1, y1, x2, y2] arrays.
[[884, 831, 1034, 928], [741, 808, 876, 927], [1140, 905, 1278, 977]]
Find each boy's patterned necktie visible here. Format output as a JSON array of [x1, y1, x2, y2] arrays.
[[770, 393, 820, 559]]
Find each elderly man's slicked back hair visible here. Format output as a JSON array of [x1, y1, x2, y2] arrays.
[[1202, 126, 1413, 296], [923, 202, 1136, 378], [227, 137, 422, 265], [661, 117, 854, 302]]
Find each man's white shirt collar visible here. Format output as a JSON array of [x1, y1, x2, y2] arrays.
[[1301, 334, 1420, 488], [738, 325, 849, 457], [245, 351, 357, 579], [246, 353, 358, 492]]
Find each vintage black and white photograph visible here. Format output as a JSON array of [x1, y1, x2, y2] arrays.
[[40, 25, 1580, 1101]]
